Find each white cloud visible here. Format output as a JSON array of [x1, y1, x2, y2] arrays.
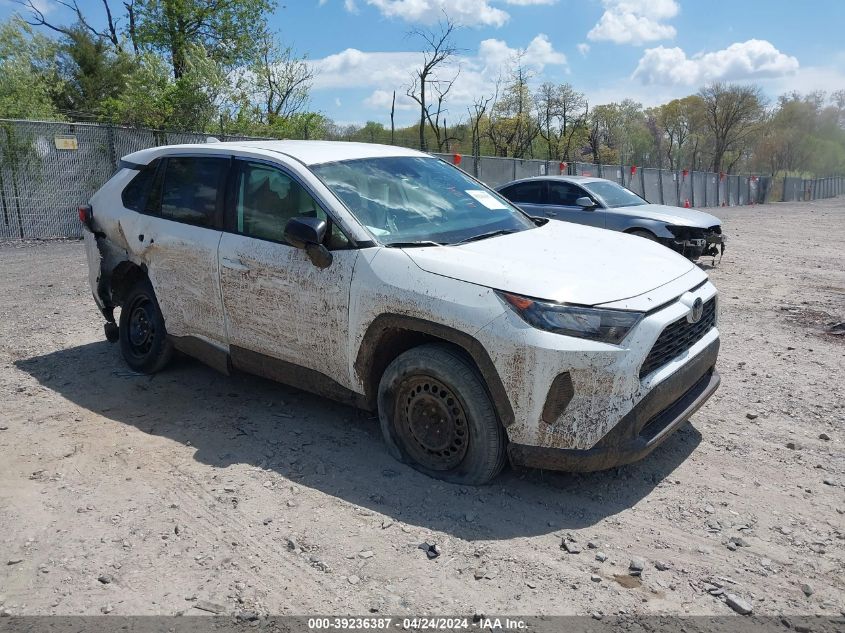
[[577, 42, 590, 56], [344, 0, 358, 12], [2, 0, 54, 13], [587, 0, 679, 45], [632, 39, 800, 86], [365, 0, 509, 27], [310, 34, 567, 116], [502, 0, 557, 4], [363, 89, 417, 110]]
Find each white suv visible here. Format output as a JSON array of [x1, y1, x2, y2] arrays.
[[81, 140, 720, 485]]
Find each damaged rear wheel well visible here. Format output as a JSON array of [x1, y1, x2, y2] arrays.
[[110, 261, 148, 306]]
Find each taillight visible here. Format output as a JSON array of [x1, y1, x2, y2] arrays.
[[78, 205, 92, 227]]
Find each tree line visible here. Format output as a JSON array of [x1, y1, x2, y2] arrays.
[[1, 3, 843, 177]]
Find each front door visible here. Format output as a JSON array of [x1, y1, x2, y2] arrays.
[[217, 159, 359, 390], [546, 181, 606, 228]]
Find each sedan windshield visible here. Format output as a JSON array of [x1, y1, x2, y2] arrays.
[[311, 156, 535, 246], [584, 180, 647, 208]]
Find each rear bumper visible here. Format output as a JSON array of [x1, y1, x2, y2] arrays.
[[508, 338, 720, 472]]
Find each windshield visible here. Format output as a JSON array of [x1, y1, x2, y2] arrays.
[[311, 156, 535, 245], [584, 180, 648, 208]]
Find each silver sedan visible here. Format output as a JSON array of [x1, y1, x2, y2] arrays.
[[496, 175, 725, 260]]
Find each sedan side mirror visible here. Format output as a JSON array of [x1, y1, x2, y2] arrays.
[[576, 196, 596, 209], [284, 217, 333, 269]]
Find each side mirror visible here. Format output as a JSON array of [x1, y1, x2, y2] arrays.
[[576, 196, 596, 209], [283, 217, 333, 269]]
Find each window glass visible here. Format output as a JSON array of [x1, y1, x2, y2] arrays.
[[502, 181, 545, 204], [236, 162, 347, 248], [160, 157, 228, 227], [548, 182, 586, 206], [121, 162, 157, 211], [583, 180, 647, 207], [312, 157, 534, 246]]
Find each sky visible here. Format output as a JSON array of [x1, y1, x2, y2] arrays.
[[3, 0, 845, 126]]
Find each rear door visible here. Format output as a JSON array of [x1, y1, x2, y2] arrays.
[[546, 181, 606, 228], [120, 155, 229, 345], [498, 181, 547, 217], [217, 158, 359, 388]]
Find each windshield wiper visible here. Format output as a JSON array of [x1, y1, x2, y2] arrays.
[[454, 229, 519, 245], [384, 240, 444, 248]]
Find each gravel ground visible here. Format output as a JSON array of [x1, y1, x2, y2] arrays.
[[0, 199, 843, 618]]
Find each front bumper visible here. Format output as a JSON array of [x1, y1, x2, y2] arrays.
[[508, 338, 720, 472], [661, 227, 726, 260]]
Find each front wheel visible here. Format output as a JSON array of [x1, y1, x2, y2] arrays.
[[118, 279, 173, 374], [377, 343, 506, 485]]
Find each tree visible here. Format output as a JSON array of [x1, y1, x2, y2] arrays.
[[134, 0, 271, 78], [0, 17, 60, 119], [405, 16, 458, 152], [487, 60, 538, 158], [534, 83, 587, 161], [17, 0, 127, 52], [248, 31, 313, 126], [699, 82, 765, 173], [55, 27, 136, 119]]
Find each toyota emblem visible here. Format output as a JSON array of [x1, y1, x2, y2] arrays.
[[688, 297, 704, 324]]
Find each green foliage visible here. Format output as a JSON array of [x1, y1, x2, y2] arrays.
[[0, 18, 61, 119], [134, 0, 272, 77], [56, 27, 136, 119]]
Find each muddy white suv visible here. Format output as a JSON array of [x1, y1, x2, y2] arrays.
[[81, 140, 720, 484]]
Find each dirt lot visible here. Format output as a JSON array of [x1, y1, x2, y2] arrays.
[[0, 199, 843, 619]]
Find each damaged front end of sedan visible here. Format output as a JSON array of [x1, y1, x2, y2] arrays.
[[666, 224, 726, 261]]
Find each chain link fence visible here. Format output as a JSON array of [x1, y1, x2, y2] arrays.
[[2, 119, 843, 240]]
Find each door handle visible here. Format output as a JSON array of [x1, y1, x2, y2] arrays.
[[221, 257, 250, 272]]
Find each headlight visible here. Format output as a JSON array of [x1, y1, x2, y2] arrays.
[[499, 292, 643, 345]]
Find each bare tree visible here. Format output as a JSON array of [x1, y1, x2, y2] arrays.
[[405, 16, 458, 152], [251, 32, 313, 125], [467, 94, 492, 162], [390, 90, 396, 145], [17, 0, 125, 51]]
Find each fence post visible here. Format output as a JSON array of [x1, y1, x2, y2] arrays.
[[657, 168, 664, 204]]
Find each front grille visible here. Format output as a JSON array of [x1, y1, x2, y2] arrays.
[[639, 298, 716, 378]]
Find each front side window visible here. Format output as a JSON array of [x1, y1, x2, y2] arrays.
[[583, 181, 647, 208], [235, 161, 348, 248], [311, 156, 535, 246], [160, 157, 228, 227], [548, 182, 586, 206]]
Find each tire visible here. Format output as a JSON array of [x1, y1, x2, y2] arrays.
[[628, 228, 658, 241], [118, 278, 173, 374], [377, 343, 506, 485]]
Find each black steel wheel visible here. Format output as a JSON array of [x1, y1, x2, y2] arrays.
[[378, 343, 506, 485], [118, 279, 173, 374], [394, 375, 469, 471]]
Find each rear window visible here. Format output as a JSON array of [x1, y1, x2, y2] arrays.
[[121, 162, 158, 212], [160, 157, 229, 228], [501, 181, 545, 204]]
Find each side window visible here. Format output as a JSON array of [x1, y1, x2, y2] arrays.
[[236, 161, 348, 248], [549, 182, 586, 206], [160, 157, 228, 228], [121, 160, 158, 211], [503, 181, 545, 204]]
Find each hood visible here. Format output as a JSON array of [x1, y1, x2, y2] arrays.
[[612, 204, 722, 228], [403, 220, 698, 306]]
